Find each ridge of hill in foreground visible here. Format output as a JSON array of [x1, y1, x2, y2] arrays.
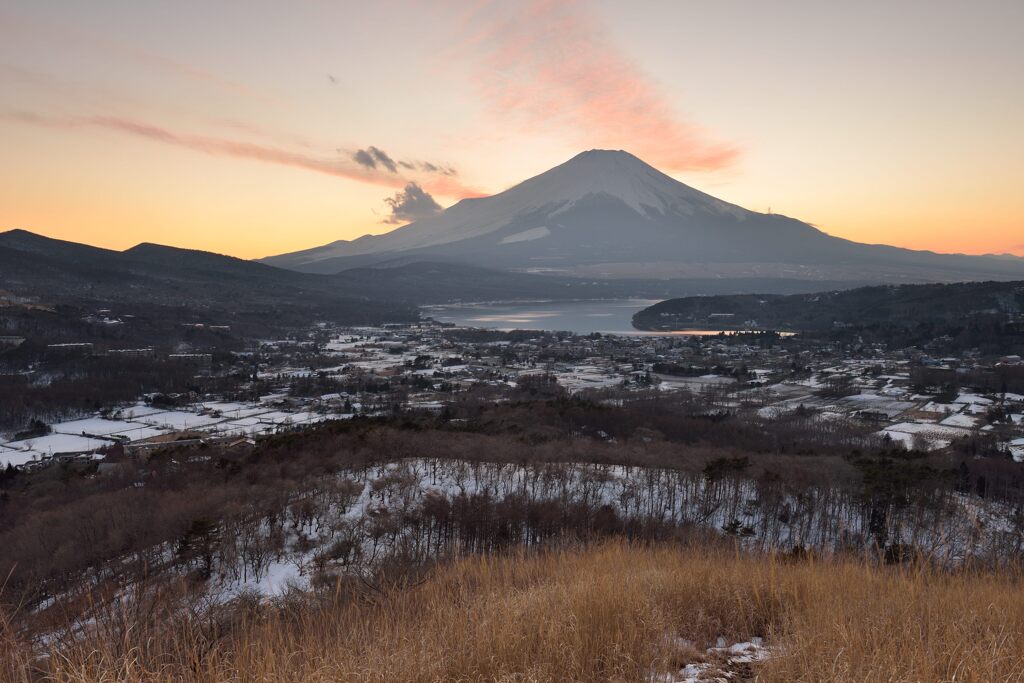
[[632, 280, 1024, 333]]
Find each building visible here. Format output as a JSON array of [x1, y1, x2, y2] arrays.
[[108, 348, 156, 359], [46, 343, 94, 358]]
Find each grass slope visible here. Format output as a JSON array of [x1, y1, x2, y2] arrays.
[[6, 542, 1023, 682]]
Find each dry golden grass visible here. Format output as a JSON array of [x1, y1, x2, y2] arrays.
[[5, 542, 1024, 682]]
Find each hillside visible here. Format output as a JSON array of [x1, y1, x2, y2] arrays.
[[8, 543, 1024, 682], [633, 280, 1024, 333], [264, 150, 1024, 285], [0, 230, 417, 327]]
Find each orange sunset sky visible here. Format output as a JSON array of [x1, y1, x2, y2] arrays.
[[1, 0, 1022, 260]]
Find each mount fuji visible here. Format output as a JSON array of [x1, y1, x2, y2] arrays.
[[263, 150, 1024, 284]]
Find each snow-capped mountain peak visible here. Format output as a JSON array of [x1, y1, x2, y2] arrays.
[[261, 150, 1024, 283], [265, 150, 749, 268], [512, 149, 743, 217]]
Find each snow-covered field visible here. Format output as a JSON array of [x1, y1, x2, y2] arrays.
[[0, 398, 350, 467], [199, 457, 1022, 604]]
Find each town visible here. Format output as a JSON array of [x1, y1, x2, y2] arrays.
[[4, 314, 1022, 471]]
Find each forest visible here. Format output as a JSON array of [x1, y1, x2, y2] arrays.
[[634, 280, 1024, 355]]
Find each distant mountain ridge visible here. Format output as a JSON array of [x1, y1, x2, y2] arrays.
[[0, 229, 418, 327], [0, 230, 882, 317], [262, 149, 1024, 284]]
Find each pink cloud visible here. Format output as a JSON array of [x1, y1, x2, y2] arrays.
[[6, 112, 485, 198], [450, 0, 738, 172]]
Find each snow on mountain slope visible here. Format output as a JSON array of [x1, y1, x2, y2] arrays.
[[264, 150, 749, 266], [499, 226, 551, 244], [262, 150, 1024, 284]]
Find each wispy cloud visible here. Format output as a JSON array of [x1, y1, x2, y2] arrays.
[[353, 146, 399, 173], [382, 183, 443, 224], [6, 112, 484, 198], [450, 0, 738, 172], [354, 147, 460, 178]]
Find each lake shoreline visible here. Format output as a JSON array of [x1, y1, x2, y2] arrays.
[[419, 299, 794, 337]]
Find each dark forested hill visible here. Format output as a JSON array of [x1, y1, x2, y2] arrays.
[[633, 280, 1024, 334], [0, 230, 417, 327]]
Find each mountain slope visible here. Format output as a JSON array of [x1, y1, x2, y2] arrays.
[[262, 150, 1024, 284], [0, 230, 417, 325]]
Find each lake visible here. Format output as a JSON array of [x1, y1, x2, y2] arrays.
[[423, 299, 749, 336], [423, 299, 655, 335]]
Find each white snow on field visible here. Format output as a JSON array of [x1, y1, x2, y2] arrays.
[[136, 411, 226, 430], [116, 404, 169, 419], [940, 413, 979, 428], [920, 402, 957, 414], [881, 430, 917, 449], [883, 421, 971, 438], [112, 426, 170, 441], [255, 411, 302, 424], [831, 394, 916, 417], [879, 421, 973, 450], [282, 411, 329, 425], [200, 402, 278, 420], [201, 401, 255, 414], [51, 417, 150, 437], [1, 396, 351, 465], [0, 446, 41, 468], [953, 393, 993, 406], [213, 412, 331, 435], [4, 433, 109, 455], [221, 416, 263, 428]]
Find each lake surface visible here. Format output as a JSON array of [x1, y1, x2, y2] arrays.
[[424, 299, 656, 335], [423, 299, 737, 336]]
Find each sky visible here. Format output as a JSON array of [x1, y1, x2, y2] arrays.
[[1, 0, 1022, 260]]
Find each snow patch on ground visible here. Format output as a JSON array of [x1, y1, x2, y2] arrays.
[[656, 637, 773, 683]]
